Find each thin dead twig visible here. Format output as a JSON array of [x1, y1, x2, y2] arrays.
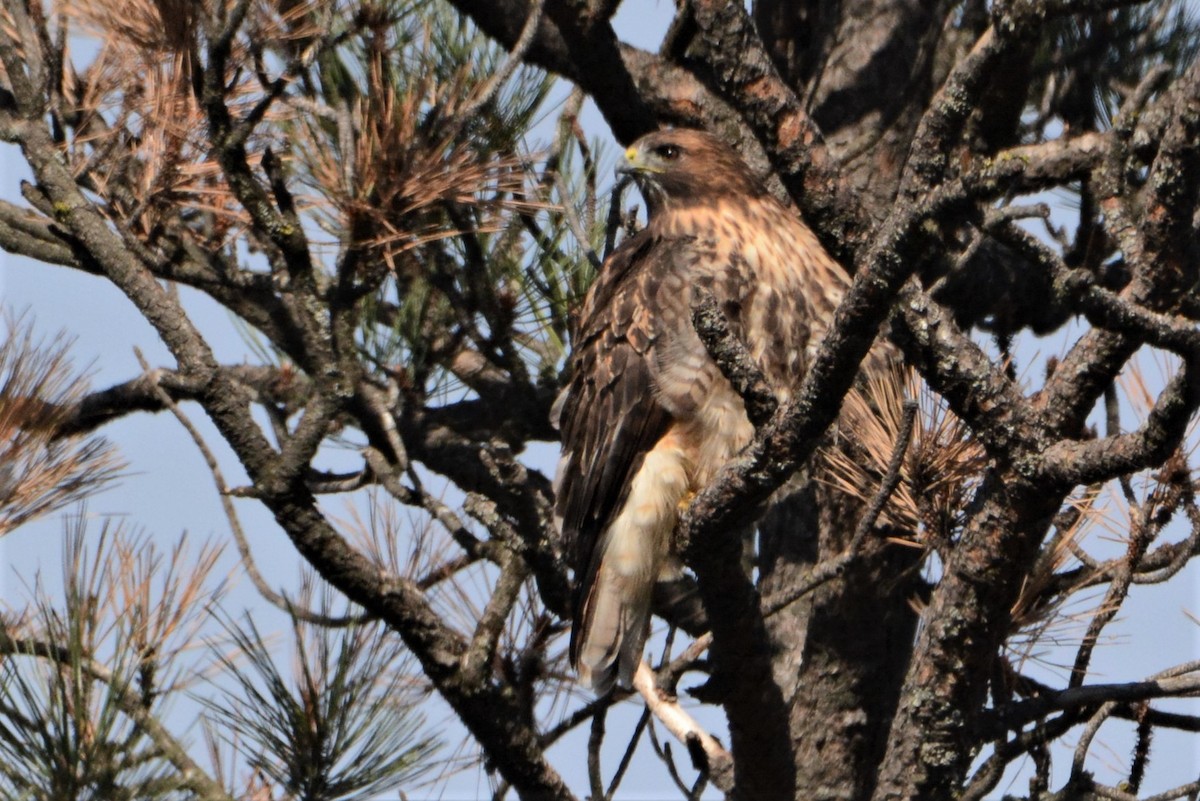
[[134, 349, 366, 628], [762, 399, 918, 619]]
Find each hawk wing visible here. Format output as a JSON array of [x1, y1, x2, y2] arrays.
[[554, 230, 671, 596], [553, 229, 701, 689]]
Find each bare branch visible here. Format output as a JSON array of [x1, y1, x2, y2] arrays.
[[604, 705, 649, 799], [1039, 361, 1200, 487], [632, 662, 733, 793], [690, 288, 778, 428], [1004, 664, 1200, 730]]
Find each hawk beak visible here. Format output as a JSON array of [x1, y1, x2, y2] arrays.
[[616, 144, 651, 178]]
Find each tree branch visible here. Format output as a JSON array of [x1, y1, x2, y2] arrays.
[[689, 288, 778, 428], [632, 661, 733, 793], [1039, 360, 1200, 487], [1003, 667, 1200, 730]]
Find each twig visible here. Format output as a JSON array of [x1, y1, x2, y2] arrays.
[[646, 719, 699, 798], [416, 553, 479, 590], [761, 399, 918, 618], [538, 691, 624, 747], [362, 447, 500, 565], [1129, 701, 1153, 794], [658, 632, 713, 690], [605, 705, 650, 799], [587, 704, 606, 801], [849, 400, 919, 542], [994, 214, 1200, 362], [134, 349, 367, 628], [632, 661, 734, 792], [1069, 476, 1161, 687], [1133, 493, 1200, 584], [963, 709, 1084, 801], [1072, 700, 1120, 781]]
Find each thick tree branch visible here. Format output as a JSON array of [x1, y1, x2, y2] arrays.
[[1039, 360, 1200, 486], [689, 288, 778, 428]]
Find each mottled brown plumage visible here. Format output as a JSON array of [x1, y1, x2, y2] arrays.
[[553, 129, 863, 694]]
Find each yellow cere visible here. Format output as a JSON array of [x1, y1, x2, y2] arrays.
[[625, 146, 639, 162]]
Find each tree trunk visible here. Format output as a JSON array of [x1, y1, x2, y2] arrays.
[[760, 475, 921, 800]]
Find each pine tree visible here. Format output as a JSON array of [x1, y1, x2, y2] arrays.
[[1, 1, 1199, 799]]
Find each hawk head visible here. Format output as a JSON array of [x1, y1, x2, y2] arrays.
[[619, 129, 767, 214]]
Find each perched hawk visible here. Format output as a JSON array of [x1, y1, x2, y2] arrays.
[[554, 129, 858, 694]]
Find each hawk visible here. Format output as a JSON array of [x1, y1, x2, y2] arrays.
[[553, 129, 861, 694]]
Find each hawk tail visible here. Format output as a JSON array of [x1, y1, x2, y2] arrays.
[[573, 565, 653, 695]]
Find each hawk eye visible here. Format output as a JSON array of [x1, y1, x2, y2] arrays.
[[654, 144, 681, 160]]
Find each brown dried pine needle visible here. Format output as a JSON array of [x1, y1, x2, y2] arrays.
[[294, 50, 545, 267], [0, 315, 122, 537], [821, 365, 986, 541]]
